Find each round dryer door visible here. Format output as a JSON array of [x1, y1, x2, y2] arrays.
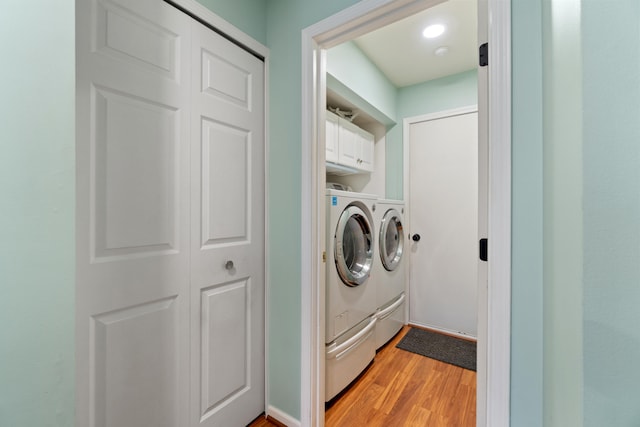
[[334, 205, 374, 287], [379, 209, 404, 271]]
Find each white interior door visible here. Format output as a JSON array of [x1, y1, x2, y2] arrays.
[[189, 19, 265, 427], [77, 1, 265, 426], [408, 110, 478, 337], [76, 0, 192, 425]]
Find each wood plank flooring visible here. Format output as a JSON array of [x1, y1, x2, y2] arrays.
[[249, 326, 476, 427]]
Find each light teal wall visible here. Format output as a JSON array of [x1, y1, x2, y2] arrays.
[[582, 1, 640, 425], [327, 41, 397, 123], [0, 2, 75, 426], [265, 0, 360, 418], [510, 0, 544, 426], [195, 0, 267, 44], [542, 0, 584, 425], [515, 1, 640, 425], [387, 69, 478, 199], [397, 69, 478, 116]]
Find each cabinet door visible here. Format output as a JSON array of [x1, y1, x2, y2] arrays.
[[338, 119, 358, 168], [326, 112, 339, 163], [357, 129, 375, 172]]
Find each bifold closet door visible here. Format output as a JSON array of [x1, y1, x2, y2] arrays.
[[189, 16, 265, 427], [76, 1, 265, 426]]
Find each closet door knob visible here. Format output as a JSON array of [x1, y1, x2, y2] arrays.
[[225, 260, 234, 270], [412, 234, 421, 242]]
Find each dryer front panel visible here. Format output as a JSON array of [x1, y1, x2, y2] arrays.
[[334, 205, 373, 287], [379, 208, 404, 271]]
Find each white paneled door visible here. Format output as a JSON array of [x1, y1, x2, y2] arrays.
[[76, 1, 265, 426], [408, 111, 478, 337], [189, 17, 265, 427]]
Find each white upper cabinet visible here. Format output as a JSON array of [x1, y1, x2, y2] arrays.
[[326, 110, 375, 173], [337, 119, 359, 168], [355, 127, 374, 172], [325, 111, 339, 163]]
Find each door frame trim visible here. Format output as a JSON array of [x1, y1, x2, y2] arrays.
[[300, 1, 511, 426]]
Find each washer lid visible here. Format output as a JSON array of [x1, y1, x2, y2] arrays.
[[379, 209, 404, 271], [334, 205, 374, 287]]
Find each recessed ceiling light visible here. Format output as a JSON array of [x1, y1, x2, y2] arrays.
[[423, 24, 445, 39], [434, 46, 449, 56]]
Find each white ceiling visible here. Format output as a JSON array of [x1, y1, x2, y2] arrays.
[[352, 0, 477, 88]]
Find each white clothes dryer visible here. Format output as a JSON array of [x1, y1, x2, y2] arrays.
[[373, 199, 407, 349], [325, 189, 379, 401]]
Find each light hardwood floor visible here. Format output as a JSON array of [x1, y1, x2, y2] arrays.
[[249, 326, 476, 427]]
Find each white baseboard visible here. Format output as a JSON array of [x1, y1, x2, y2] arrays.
[[267, 405, 301, 427], [409, 321, 477, 341]]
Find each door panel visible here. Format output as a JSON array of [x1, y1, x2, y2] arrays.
[[408, 112, 478, 337], [200, 280, 249, 415], [95, 0, 180, 81], [93, 86, 179, 258], [92, 297, 179, 427], [201, 119, 249, 245], [201, 50, 252, 109], [77, 1, 192, 426], [190, 20, 265, 427]]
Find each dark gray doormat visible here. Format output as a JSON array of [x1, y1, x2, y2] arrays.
[[396, 327, 476, 371]]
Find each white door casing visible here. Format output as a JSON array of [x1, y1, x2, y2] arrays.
[[301, 1, 511, 426], [76, 1, 266, 426], [476, 0, 489, 422], [407, 108, 478, 338]]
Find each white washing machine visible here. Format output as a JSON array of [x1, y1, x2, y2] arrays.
[[325, 189, 379, 401], [373, 199, 407, 349]]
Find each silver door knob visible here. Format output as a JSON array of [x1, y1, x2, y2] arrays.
[[225, 260, 234, 270]]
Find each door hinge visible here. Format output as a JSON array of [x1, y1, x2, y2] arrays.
[[479, 238, 488, 262], [479, 43, 488, 67], [322, 251, 326, 263]]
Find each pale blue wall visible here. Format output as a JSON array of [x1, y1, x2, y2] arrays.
[[0, 1, 75, 426], [511, 0, 544, 425], [196, 0, 267, 44], [582, 1, 640, 425], [327, 41, 397, 123], [542, 0, 584, 424], [514, 1, 640, 426], [265, 0, 360, 418], [397, 69, 478, 116]]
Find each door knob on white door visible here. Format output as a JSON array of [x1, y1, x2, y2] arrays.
[[225, 260, 234, 270]]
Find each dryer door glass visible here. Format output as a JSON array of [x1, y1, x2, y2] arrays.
[[380, 209, 404, 271], [335, 206, 373, 287]]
